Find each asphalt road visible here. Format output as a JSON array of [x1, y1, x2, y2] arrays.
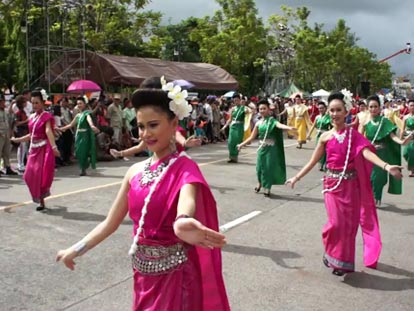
[[1, 138, 414, 311]]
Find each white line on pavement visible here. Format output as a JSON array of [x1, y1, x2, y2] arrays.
[[219, 211, 262, 233]]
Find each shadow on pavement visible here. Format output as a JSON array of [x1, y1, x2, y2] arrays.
[[209, 184, 235, 194], [280, 194, 325, 204], [377, 262, 414, 277], [45, 206, 133, 225], [379, 204, 414, 216], [343, 270, 414, 291], [223, 243, 302, 269]]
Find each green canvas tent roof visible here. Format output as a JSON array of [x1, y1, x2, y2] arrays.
[[278, 82, 303, 98]]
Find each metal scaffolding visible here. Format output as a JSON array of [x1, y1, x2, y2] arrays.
[[23, 0, 87, 92]]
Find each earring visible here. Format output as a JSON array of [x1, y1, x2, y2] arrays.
[[170, 135, 177, 152]]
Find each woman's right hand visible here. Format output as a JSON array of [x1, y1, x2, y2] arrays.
[[109, 149, 122, 158], [56, 248, 78, 271]]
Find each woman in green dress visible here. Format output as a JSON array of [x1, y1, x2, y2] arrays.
[[359, 95, 410, 206], [401, 99, 414, 177], [60, 97, 99, 176], [237, 100, 296, 197], [307, 101, 332, 171], [221, 93, 248, 163]]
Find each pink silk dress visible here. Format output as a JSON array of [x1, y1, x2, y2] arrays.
[[23, 111, 55, 203], [128, 153, 230, 311], [323, 128, 381, 271]]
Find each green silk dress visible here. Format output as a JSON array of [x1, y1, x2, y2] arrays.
[[256, 117, 286, 190], [75, 111, 96, 171], [403, 116, 414, 170], [315, 114, 332, 169], [227, 105, 245, 161], [365, 116, 401, 201]]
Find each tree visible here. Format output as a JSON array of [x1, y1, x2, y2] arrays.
[[191, 0, 268, 94]]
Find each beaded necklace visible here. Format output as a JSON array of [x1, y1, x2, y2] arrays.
[[370, 116, 384, 143], [258, 117, 272, 150], [322, 127, 353, 193], [232, 105, 243, 123], [128, 152, 184, 256]]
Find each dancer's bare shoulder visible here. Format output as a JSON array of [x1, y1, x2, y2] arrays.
[[319, 129, 334, 144], [127, 159, 148, 183]]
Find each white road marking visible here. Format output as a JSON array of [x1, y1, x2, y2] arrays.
[[219, 211, 262, 233]]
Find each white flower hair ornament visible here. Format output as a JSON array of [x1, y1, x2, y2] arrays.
[[40, 89, 48, 101], [83, 95, 89, 104], [160, 76, 192, 120], [340, 89, 353, 111]]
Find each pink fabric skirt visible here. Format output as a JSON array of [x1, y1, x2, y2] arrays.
[[23, 145, 55, 203], [322, 177, 360, 271], [132, 246, 202, 311]]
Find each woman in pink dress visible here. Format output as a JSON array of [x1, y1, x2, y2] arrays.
[[286, 92, 403, 276], [57, 84, 230, 310], [11, 89, 60, 211]]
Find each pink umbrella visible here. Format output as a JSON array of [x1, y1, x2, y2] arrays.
[[67, 80, 101, 93]]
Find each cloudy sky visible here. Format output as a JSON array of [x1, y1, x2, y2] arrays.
[[145, 0, 414, 76]]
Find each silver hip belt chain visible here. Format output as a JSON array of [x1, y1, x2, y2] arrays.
[[31, 139, 47, 148], [231, 120, 243, 125], [132, 243, 188, 275], [260, 138, 275, 147], [325, 169, 356, 180], [373, 142, 385, 150]]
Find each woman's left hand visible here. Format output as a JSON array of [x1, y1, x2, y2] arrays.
[[173, 218, 226, 249]]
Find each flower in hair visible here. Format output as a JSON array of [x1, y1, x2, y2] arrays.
[[340, 89, 353, 111], [161, 76, 174, 92], [40, 89, 48, 101], [160, 76, 192, 120]]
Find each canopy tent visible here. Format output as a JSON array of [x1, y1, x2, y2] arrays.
[[312, 89, 330, 101], [278, 82, 305, 98], [50, 51, 238, 90]]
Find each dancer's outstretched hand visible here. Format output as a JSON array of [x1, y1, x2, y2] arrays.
[[285, 176, 299, 188], [109, 149, 122, 158], [185, 135, 202, 148], [56, 248, 78, 271], [386, 165, 403, 179], [174, 217, 226, 249]]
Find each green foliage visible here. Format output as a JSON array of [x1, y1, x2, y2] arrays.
[[268, 8, 392, 95], [191, 0, 268, 94], [0, 1, 393, 95]]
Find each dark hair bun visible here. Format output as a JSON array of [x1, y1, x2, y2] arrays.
[[328, 92, 344, 103], [131, 88, 175, 119], [367, 95, 380, 104]]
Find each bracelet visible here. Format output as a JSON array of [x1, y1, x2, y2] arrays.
[[52, 145, 58, 150], [72, 240, 88, 256], [383, 163, 388, 170], [120, 151, 124, 157]]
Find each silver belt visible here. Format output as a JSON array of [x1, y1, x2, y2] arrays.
[[231, 121, 243, 125], [260, 138, 275, 147], [77, 128, 88, 132], [326, 169, 357, 180], [31, 139, 47, 148], [132, 243, 188, 275]]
